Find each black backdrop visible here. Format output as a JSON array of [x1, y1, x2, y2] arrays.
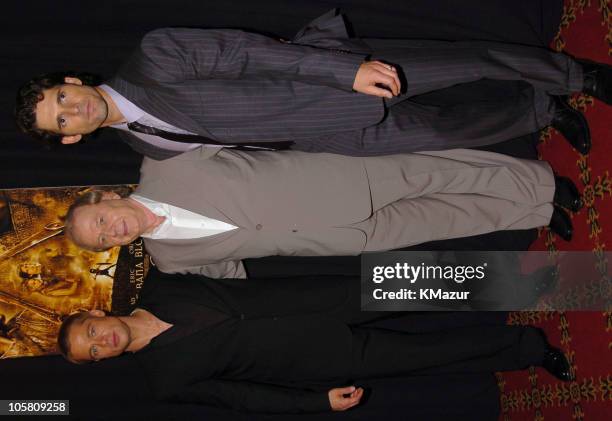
[[0, 1, 562, 419]]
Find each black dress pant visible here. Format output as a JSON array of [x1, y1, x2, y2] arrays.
[[349, 324, 546, 379]]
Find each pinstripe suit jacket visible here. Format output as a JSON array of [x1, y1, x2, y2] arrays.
[[107, 10, 384, 160]]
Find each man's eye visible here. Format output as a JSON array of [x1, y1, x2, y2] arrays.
[[59, 117, 66, 127], [59, 92, 66, 101]]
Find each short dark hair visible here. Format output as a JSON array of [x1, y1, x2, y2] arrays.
[[15, 71, 103, 143], [64, 190, 106, 248], [57, 311, 89, 364]]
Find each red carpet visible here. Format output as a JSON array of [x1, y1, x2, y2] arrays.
[[498, 1, 612, 420]]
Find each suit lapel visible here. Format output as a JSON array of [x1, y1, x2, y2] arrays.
[[107, 76, 217, 139], [138, 324, 230, 393], [137, 177, 240, 229]]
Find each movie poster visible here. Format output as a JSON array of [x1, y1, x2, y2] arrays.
[[0, 186, 149, 358]]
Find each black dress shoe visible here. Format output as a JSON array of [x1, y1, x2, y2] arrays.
[[548, 206, 573, 241], [550, 96, 591, 155], [578, 59, 612, 105], [541, 346, 573, 381], [554, 176, 583, 212]]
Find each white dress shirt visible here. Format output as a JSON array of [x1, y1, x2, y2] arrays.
[[131, 195, 237, 239]]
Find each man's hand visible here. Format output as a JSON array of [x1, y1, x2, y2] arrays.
[[353, 61, 401, 98], [328, 386, 364, 411]]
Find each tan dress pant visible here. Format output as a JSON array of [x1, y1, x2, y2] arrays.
[[354, 148, 555, 250]]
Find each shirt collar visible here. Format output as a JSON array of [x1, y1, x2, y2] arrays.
[[99, 84, 145, 125]]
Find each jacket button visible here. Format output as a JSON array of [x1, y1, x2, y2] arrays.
[[256, 224, 263, 230], [292, 229, 298, 233]]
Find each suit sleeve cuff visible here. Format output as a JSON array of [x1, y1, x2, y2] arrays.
[[326, 52, 367, 91], [298, 391, 332, 413]]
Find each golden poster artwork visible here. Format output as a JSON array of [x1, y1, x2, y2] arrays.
[[0, 185, 149, 358]]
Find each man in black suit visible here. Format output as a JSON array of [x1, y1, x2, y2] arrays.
[[16, 10, 611, 159], [58, 271, 572, 413]]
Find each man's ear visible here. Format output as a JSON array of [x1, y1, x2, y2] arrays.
[[61, 135, 82, 145], [64, 77, 83, 86], [100, 191, 121, 201], [89, 309, 105, 317]]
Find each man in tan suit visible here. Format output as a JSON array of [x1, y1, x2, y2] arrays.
[[64, 147, 580, 278]]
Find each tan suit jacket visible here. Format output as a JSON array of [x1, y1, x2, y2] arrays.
[[138, 147, 372, 278]]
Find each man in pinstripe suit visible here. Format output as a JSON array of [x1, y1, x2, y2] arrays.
[[17, 10, 611, 159]]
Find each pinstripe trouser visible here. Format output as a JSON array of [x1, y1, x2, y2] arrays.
[[293, 40, 583, 155]]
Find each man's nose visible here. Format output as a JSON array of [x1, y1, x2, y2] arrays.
[[62, 103, 81, 116], [95, 333, 112, 347], [101, 224, 115, 238]]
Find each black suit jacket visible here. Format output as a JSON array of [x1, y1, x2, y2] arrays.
[[134, 271, 382, 413]]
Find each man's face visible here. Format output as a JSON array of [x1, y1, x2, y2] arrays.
[[70, 198, 148, 250], [68, 311, 131, 362], [35, 77, 108, 144]]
